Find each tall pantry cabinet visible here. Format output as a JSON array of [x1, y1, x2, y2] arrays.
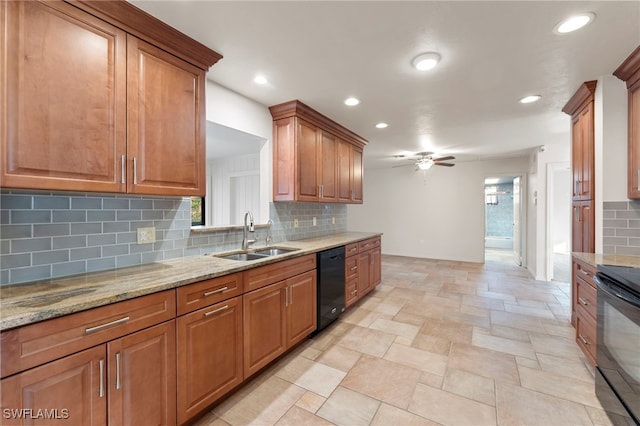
[[563, 81, 597, 256]]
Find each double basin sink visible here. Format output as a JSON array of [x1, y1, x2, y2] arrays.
[[212, 247, 299, 262]]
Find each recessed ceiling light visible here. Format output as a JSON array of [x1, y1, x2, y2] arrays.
[[554, 12, 595, 34], [412, 52, 441, 71], [253, 75, 268, 85], [344, 97, 360, 106], [376, 122, 388, 129], [519, 95, 542, 104]]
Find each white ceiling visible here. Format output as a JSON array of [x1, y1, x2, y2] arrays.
[[131, 1, 640, 169]]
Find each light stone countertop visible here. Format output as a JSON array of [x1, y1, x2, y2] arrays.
[[0, 232, 381, 331], [572, 252, 640, 269]]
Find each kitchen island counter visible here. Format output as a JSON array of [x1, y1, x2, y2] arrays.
[[0, 232, 381, 331]]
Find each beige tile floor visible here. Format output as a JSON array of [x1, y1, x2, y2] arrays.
[[194, 254, 629, 426]]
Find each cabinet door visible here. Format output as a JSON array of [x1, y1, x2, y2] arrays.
[[581, 200, 594, 253], [352, 147, 364, 203], [1, 345, 107, 426], [371, 247, 382, 287], [1, 1, 126, 192], [127, 36, 206, 196], [572, 202, 582, 252], [319, 131, 338, 201], [107, 321, 176, 426], [243, 282, 287, 378], [296, 119, 321, 201], [358, 251, 372, 297], [286, 271, 317, 346], [337, 139, 353, 202], [177, 297, 243, 425], [579, 103, 594, 200], [629, 80, 640, 198]]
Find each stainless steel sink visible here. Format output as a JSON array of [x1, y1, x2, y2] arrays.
[[253, 247, 298, 256], [211, 246, 299, 261], [216, 252, 268, 261]]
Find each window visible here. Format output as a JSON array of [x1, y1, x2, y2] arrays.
[[191, 197, 205, 226]]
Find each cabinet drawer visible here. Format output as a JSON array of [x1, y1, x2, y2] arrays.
[[345, 243, 359, 257], [1, 290, 176, 378], [345, 278, 359, 308], [358, 237, 380, 252], [346, 256, 359, 281], [244, 254, 316, 292], [576, 276, 597, 320], [573, 259, 596, 287], [177, 273, 243, 316], [575, 305, 596, 366]]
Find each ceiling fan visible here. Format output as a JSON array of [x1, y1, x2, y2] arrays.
[[393, 152, 456, 170]]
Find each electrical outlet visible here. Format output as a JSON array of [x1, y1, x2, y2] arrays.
[[332, 216, 335, 225], [293, 218, 299, 228], [137, 227, 156, 244], [312, 217, 317, 226]]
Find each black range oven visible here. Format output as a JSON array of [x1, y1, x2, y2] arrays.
[[593, 265, 640, 425]]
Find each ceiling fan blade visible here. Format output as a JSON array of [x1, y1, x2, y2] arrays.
[[415, 151, 434, 157], [392, 163, 414, 168], [433, 156, 455, 162], [435, 162, 455, 167]]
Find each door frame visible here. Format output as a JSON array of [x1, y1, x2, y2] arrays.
[[545, 161, 571, 281], [482, 173, 527, 267]]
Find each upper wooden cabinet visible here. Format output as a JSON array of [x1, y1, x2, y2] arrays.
[[563, 81, 596, 202], [614, 44, 640, 199], [0, 0, 221, 196], [270, 100, 367, 204]]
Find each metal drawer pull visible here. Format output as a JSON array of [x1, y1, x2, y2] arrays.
[[99, 359, 105, 398], [578, 334, 590, 345], [133, 157, 138, 185], [580, 269, 590, 276], [115, 352, 121, 390], [285, 287, 289, 307], [204, 305, 229, 317], [121, 155, 126, 184], [289, 286, 293, 305], [578, 297, 589, 306], [85, 316, 130, 334], [204, 286, 228, 297], [637, 169, 640, 191], [350, 266, 358, 271]]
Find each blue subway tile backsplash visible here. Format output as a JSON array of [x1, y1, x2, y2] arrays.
[[1, 190, 347, 285]]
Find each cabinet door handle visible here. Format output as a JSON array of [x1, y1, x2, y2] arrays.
[[350, 266, 358, 271], [578, 334, 590, 345], [121, 155, 126, 184], [85, 316, 130, 334], [578, 297, 589, 306], [580, 269, 590, 277], [115, 352, 121, 390], [203, 286, 228, 297], [204, 305, 229, 317], [637, 169, 640, 191], [285, 287, 289, 307], [99, 358, 105, 398], [289, 286, 293, 305], [133, 157, 138, 185]]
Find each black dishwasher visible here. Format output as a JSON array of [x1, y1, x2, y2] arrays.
[[316, 246, 345, 332]]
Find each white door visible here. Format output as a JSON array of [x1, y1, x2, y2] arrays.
[[513, 177, 522, 266]]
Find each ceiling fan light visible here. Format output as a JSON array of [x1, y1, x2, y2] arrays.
[[417, 159, 434, 170], [412, 52, 441, 71]]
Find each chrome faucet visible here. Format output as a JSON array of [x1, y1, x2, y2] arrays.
[[266, 219, 274, 247], [242, 211, 256, 250]]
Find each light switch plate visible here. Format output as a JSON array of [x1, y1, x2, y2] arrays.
[[137, 227, 156, 244]]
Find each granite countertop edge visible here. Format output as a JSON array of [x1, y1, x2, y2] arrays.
[[572, 252, 640, 269], [0, 232, 382, 331]]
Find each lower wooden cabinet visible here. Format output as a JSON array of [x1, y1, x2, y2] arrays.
[[0, 321, 176, 426], [346, 237, 382, 307], [1, 345, 106, 426], [571, 257, 597, 366], [176, 296, 243, 425], [243, 270, 316, 378]]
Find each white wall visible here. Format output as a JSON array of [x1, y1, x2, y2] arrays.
[[348, 157, 529, 263], [205, 81, 273, 221]]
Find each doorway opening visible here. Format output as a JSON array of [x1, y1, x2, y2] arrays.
[[546, 162, 571, 282], [484, 175, 524, 266]]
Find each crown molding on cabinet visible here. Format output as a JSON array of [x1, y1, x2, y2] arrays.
[[562, 80, 597, 116]]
